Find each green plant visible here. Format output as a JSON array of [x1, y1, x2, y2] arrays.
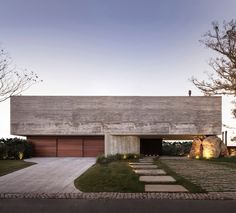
[[0, 142, 8, 159], [96, 153, 141, 164], [0, 138, 33, 160], [162, 141, 192, 156]]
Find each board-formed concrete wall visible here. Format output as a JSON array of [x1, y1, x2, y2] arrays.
[[105, 134, 140, 155], [11, 96, 222, 136]]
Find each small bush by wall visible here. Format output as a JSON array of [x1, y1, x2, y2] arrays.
[[96, 153, 142, 164], [0, 138, 33, 160]]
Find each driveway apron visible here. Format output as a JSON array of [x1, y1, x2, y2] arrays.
[[0, 157, 96, 193]]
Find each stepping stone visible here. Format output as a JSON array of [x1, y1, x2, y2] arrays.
[[139, 160, 153, 163], [139, 176, 176, 183], [130, 165, 158, 169], [129, 162, 153, 165], [139, 158, 154, 161], [145, 185, 188, 192], [134, 169, 166, 175]]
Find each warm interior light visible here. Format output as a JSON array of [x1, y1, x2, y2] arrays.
[[195, 155, 200, 159]]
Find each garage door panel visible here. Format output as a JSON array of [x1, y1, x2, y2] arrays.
[[28, 136, 57, 157], [83, 146, 104, 150], [57, 138, 83, 157], [84, 144, 104, 148], [34, 149, 56, 157], [84, 151, 103, 156], [83, 138, 104, 157], [84, 140, 104, 146]]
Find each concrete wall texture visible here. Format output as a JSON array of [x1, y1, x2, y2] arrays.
[[105, 134, 140, 155], [11, 96, 222, 136]]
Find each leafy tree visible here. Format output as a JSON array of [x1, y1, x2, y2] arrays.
[[0, 48, 41, 102]]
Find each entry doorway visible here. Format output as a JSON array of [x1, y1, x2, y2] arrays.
[[140, 138, 162, 156]]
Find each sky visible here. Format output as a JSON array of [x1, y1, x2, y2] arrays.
[[0, 0, 236, 144]]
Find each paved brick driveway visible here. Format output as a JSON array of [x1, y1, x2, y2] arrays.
[[160, 157, 236, 192], [0, 157, 96, 193]]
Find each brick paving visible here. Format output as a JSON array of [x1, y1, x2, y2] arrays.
[[0, 192, 236, 200], [160, 158, 236, 192]]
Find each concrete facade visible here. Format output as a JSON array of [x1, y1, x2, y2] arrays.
[[10, 96, 222, 156], [105, 134, 140, 155]]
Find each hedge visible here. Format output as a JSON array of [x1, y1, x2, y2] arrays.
[[162, 141, 192, 156], [0, 138, 33, 160]]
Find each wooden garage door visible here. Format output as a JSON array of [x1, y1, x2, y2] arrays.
[[28, 136, 57, 157], [28, 136, 104, 157], [57, 137, 83, 157], [83, 138, 104, 157]]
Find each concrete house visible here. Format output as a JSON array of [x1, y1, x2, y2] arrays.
[[10, 96, 222, 157]]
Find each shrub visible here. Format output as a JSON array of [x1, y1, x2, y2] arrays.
[[0, 142, 8, 159], [0, 138, 33, 160], [96, 153, 141, 164], [162, 141, 192, 156], [96, 155, 110, 164]]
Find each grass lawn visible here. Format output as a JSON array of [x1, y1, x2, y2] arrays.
[[74, 161, 144, 192], [156, 160, 206, 193], [0, 160, 35, 176]]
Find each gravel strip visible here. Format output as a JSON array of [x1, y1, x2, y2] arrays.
[[0, 192, 236, 200]]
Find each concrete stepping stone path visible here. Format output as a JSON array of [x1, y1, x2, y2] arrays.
[[139, 175, 176, 183], [134, 169, 166, 175], [130, 165, 158, 169], [129, 162, 153, 165], [139, 159, 154, 163], [130, 157, 188, 193], [145, 184, 188, 192]]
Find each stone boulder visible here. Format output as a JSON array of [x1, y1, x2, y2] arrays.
[[220, 142, 229, 157], [228, 148, 236, 156], [189, 136, 229, 159], [202, 136, 221, 158], [189, 137, 203, 158]]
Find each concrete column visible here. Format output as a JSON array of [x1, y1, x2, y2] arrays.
[[105, 133, 140, 156]]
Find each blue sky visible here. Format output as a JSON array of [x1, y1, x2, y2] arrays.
[[1, 0, 236, 143]]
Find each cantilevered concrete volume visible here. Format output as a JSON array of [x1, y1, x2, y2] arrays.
[[10, 96, 221, 157]]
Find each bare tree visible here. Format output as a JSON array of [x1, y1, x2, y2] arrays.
[[191, 20, 236, 94], [0, 48, 41, 102]]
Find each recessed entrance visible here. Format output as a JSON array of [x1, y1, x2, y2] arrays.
[[140, 138, 162, 156]]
